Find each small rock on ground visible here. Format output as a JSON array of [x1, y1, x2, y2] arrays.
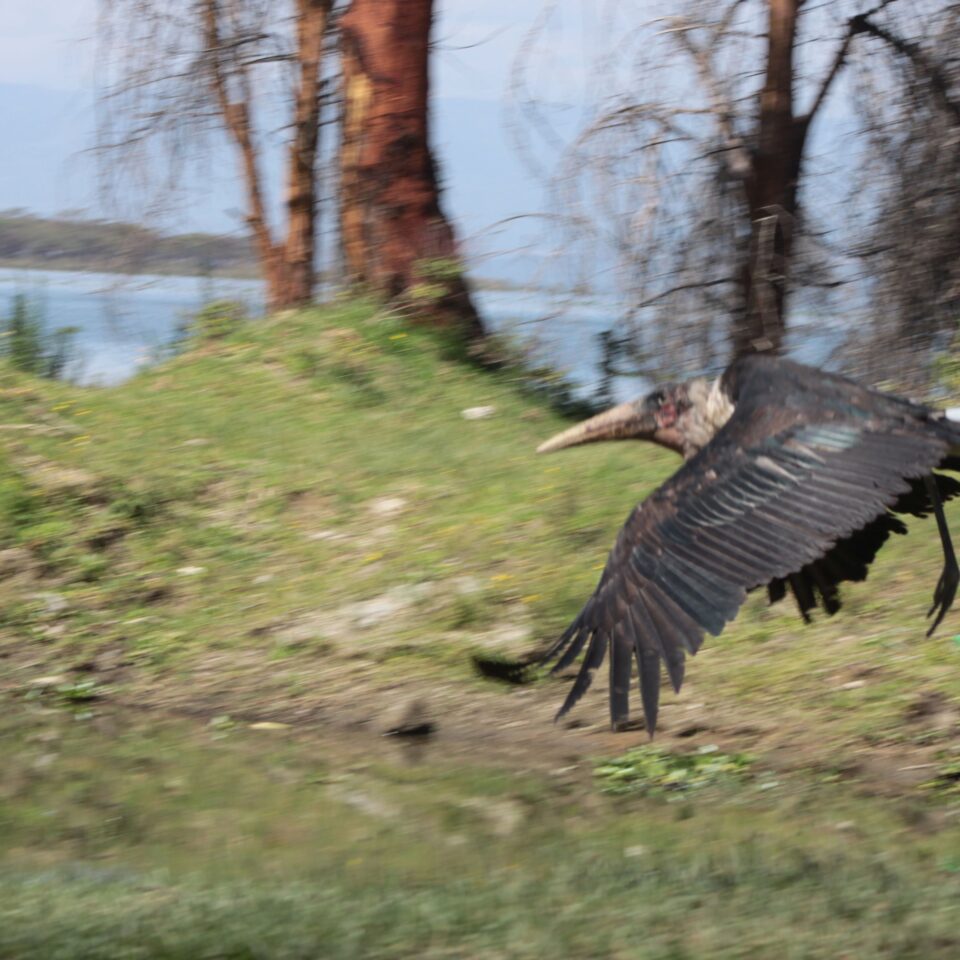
[[367, 497, 407, 517], [461, 406, 496, 420], [382, 698, 436, 737]]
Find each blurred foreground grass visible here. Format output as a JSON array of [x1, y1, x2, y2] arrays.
[[2, 298, 960, 957], [4, 709, 960, 959]]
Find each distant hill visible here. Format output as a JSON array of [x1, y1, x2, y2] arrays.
[[0, 210, 258, 278]]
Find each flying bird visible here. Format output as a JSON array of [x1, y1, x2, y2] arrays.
[[536, 354, 960, 734]]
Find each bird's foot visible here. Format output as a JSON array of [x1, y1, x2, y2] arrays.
[[927, 555, 960, 637]]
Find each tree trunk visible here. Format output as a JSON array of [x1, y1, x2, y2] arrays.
[[280, 0, 329, 308], [734, 0, 807, 357], [339, 0, 483, 338], [204, 0, 329, 313]]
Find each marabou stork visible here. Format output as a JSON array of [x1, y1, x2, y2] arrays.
[[536, 354, 960, 734]]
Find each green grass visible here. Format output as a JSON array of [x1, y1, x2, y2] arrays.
[[2, 296, 960, 957], [4, 845, 960, 959], [0, 297, 655, 681], [3, 710, 960, 959]]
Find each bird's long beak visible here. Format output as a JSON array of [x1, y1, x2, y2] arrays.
[[536, 401, 655, 454]]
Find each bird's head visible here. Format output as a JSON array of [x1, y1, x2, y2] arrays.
[[536, 378, 721, 458]]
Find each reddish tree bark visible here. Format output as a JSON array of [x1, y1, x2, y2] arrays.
[[282, 0, 329, 306], [339, 0, 483, 338]]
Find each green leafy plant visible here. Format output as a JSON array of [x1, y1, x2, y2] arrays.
[[922, 755, 960, 797], [406, 258, 466, 304], [416, 257, 464, 284], [2, 293, 78, 379], [595, 744, 754, 797], [55, 679, 102, 703], [0, 464, 40, 536], [180, 299, 249, 345], [25, 679, 103, 708]]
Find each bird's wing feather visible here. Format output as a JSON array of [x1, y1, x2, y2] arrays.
[[546, 366, 952, 734], [768, 473, 960, 621]]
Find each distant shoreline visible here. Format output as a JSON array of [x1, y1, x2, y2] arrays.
[[0, 258, 561, 296], [0, 211, 259, 283], [0, 211, 573, 295], [0, 257, 260, 282]]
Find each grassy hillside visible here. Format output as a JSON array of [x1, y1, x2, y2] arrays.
[[2, 298, 960, 958]]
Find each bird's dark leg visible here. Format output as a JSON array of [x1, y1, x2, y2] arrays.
[[924, 474, 959, 636]]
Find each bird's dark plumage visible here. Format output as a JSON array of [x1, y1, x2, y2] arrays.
[[539, 355, 960, 734]]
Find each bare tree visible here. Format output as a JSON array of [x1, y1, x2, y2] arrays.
[[847, 4, 960, 386], [514, 1, 954, 368], [339, 0, 483, 338], [97, 0, 334, 311]]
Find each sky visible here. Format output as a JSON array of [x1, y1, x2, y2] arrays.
[[0, 1, 584, 100], [1, 3, 96, 91]]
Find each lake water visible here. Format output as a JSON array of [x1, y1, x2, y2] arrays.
[[0, 268, 264, 385], [0, 267, 844, 402]]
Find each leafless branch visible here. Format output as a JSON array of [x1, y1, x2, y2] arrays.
[[634, 276, 735, 308], [854, 13, 960, 126], [668, 18, 753, 180], [802, 29, 855, 124]]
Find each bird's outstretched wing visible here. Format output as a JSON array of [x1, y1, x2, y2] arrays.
[[544, 357, 960, 733]]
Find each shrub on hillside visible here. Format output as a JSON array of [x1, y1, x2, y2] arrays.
[[2, 293, 77, 380]]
